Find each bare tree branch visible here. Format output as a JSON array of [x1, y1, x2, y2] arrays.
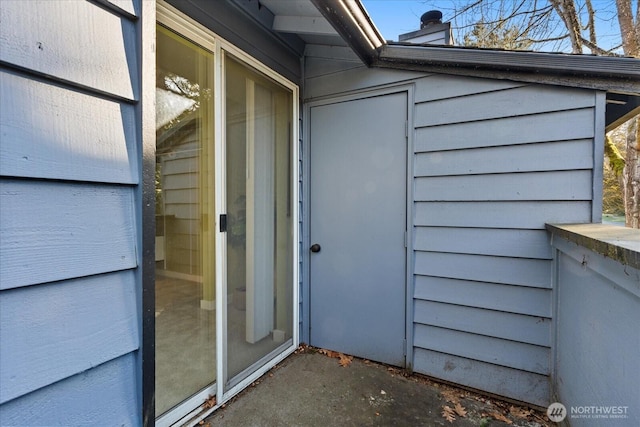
[[553, 0, 584, 53], [585, 0, 597, 45], [523, 33, 570, 43], [579, 37, 622, 55]]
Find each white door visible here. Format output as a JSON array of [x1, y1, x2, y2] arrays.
[[309, 92, 408, 366]]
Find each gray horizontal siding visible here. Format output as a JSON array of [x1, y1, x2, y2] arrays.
[[0, 271, 139, 404], [414, 348, 550, 407], [413, 74, 524, 102], [415, 108, 594, 152], [0, 180, 137, 290], [414, 139, 594, 176], [410, 77, 598, 406], [0, 70, 138, 184], [414, 276, 551, 317], [0, 354, 140, 426], [415, 170, 593, 201], [414, 227, 552, 259], [0, 0, 142, 422], [415, 85, 595, 127], [414, 300, 551, 347], [304, 45, 423, 100], [0, 0, 137, 100], [415, 252, 551, 288], [303, 47, 600, 407], [414, 324, 550, 375], [415, 201, 593, 229], [304, 55, 363, 80]]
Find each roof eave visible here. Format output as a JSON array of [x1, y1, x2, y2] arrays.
[[309, 0, 385, 64], [380, 43, 639, 81], [376, 44, 640, 94], [312, 0, 639, 94]]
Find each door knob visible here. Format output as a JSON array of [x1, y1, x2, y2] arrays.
[[310, 244, 321, 253]]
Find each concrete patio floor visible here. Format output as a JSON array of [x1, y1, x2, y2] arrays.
[[203, 346, 552, 426]]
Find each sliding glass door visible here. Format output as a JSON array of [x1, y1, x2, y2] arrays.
[[155, 24, 216, 417], [224, 55, 294, 387], [155, 8, 297, 424]]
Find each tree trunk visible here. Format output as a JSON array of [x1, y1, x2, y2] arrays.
[[616, 0, 640, 56], [615, 0, 639, 228], [550, 0, 583, 53], [624, 117, 640, 228]]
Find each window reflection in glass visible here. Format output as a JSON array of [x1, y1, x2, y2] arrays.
[[155, 25, 215, 416]]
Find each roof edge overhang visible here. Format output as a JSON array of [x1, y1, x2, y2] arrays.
[[309, 0, 385, 64], [312, 0, 638, 128], [311, 0, 639, 95], [377, 43, 640, 94]]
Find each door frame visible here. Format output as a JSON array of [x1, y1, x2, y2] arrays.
[[154, 3, 300, 426], [302, 83, 416, 369]]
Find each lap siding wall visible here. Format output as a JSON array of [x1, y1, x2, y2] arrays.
[[0, 0, 143, 424], [304, 47, 603, 406]]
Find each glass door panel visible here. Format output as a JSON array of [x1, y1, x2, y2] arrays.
[[224, 54, 294, 386], [155, 25, 216, 416]]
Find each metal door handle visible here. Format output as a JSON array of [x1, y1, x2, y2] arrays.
[[310, 244, 321, 253]]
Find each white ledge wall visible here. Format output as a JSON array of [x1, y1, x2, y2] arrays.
[[549, 225, 639, 427]]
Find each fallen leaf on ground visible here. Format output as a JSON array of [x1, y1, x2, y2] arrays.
[[203, 395, 216, 409], [509, 405, 532, 418], [318, 348, 340, 358], [338, 353, 353, 367], [454, 402, 467, 417], [488, 410, 513, 424], [442, 405, 456, 423], [441, 388, 460, 405]]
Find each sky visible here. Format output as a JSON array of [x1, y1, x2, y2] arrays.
[[361, 0, 623, 53]]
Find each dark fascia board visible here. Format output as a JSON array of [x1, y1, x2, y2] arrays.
[[375, 44, 640, 94], [379, 43, 640, 82], [310, 0, 384, 65]]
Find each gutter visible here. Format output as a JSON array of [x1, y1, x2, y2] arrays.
[[378, 43, 640, 81], [309, 0, 384, 64]]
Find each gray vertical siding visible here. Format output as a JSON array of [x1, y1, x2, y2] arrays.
[[304, 47, 601, 407], [299, 108, 307, 342], [0, 0, 142, 424]]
